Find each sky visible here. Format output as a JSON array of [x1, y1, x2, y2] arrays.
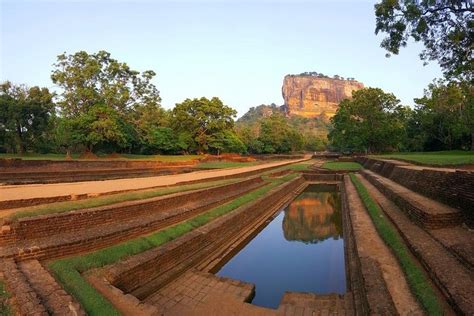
[[1, 0, 443, 117]]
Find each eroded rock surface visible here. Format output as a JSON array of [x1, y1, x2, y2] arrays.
[[282, 75, 364, 119]]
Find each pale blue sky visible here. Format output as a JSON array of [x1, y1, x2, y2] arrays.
[[1, 0, 442, 117]]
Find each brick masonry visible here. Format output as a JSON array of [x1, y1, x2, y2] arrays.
[[342, 176, 398, 315], [357, 174, 474, 314], [356, 157, 474, 224], [1, 177, 263, 243], [361, 169, 463, 229], [104, 177, 305, 300], [0, 178, 265, 261], [0, 259, 48, 315]]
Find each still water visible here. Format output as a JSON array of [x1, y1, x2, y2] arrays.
[[216, 184, 346, 309]]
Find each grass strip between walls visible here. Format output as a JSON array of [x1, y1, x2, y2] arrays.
[[48, 173, 299, 316], [10, 178, 239, 220], [322, 161, 362, 171], [349, 174, 443, 315]]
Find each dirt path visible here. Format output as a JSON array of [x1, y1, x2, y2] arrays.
[[345, 176, 423, 315], [0, 158, 308, 202]]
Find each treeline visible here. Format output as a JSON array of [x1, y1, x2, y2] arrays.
[[237, 113, 326, 154], [291, 72, 356, 81], [0, 51, 324, 156], [328, 81, 474, 153]]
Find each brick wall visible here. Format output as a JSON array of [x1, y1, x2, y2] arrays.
[[0, 177, 264, 245], [105, 177, 305, 299], [0, 158, 198, 172], [356, 157, 474, 221]]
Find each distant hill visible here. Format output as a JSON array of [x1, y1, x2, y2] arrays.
[[236, 103, 330, 139], [282, 74, 364, 119], [237, 73, 364, 140]]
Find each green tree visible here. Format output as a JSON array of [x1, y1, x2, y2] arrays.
[[412, 80, 473, 150], [51, 50, 161, 116], [258, 114, 303, 153], [303, 133, 327, 152], [63, 104, 129, 153], [170, 97, 237, 154], [375, 0, 473, 79], [236, 126, 264, 154], [328, 88, 407, 153], [51, 50, 162, 153], [0, 81, 55, 154]]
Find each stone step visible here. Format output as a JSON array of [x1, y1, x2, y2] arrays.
[[277, 292, 346, 315], [19, 260, 85, 315], [361, 169, 463, 229], [0, 258, 48, 315], [356, 174, 474, 314], [360, 169, 474, 271]]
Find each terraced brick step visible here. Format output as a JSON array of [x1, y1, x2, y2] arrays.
[[343, 177, 404, 315], [361, 169, 463, 229], [0, 179, 265, 260], [0, 177, 263, 245], [277, 292, 346, 315], [103, 177, 305, 302], [18, 260, 85, 315], [0, 167, 195, 184], [146, 269, 255, 314], [356, 174, 474, 314], [357, 157, 474, 221], [430, 226, 474, 271], [0, 259, 48, 315]]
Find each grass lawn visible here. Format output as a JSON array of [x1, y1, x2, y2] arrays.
[[8, 178, 240, 221], [0, 280, 12, 316], [350, 174, 442, 314], [48, 174, 298, 315], [195, 161, 260, 169], [0, 153, 201, 162], [284, 161, 313, 171], [374, 150, 474, 166], [322, 161, 363, 171]]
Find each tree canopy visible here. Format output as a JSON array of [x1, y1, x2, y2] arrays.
[[328, 88, 408, 153], [0, 82, 55, 154], [407, 80, 474, 150], [170, 97, 241, 154], [375, 0, 473, 80], [51, 50, 161, 116]]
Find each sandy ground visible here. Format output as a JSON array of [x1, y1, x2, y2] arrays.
[[0, 158, 308, 202]]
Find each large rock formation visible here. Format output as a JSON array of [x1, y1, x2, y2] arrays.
[[282, 75, 364, 119]]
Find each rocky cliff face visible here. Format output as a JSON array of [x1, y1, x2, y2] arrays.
[[282, 75, 364, 119]]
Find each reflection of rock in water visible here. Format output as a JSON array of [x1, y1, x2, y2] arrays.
[[282, 192, 342, 244]]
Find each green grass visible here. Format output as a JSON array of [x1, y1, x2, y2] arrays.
[[0, 153, 200, 162], [9, 178, 239, 220], [284, 161, 313, 171], [195, 161, 260, 169], [374, 150, 474, 166], [322, 161, 363, 171], [48, 174, 297, 315], [350, 174, 443, 315], [0, 280, 12, 316]]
